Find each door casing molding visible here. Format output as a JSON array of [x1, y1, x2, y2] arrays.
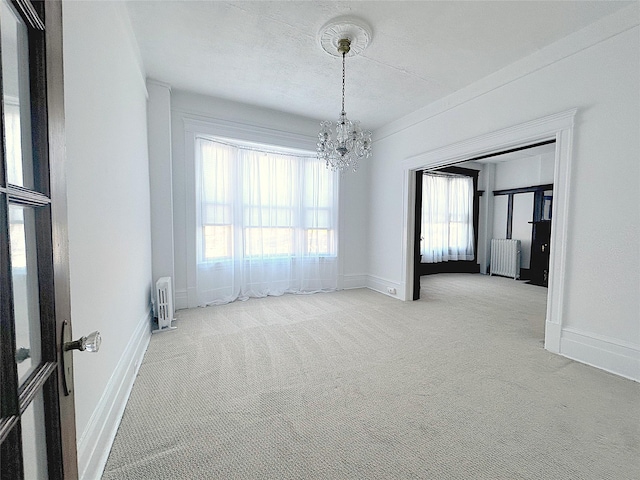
[[401, 108, 577, 354]]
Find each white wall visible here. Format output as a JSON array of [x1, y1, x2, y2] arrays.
[[63, 2, 152, 477], [369, 10, 639, 380], [492, 195, 509, 243], [170, 91, 370, 308], [494, 154, 554, 190]]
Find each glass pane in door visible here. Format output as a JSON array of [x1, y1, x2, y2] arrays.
[[542, 190, 553, 220], [20, 389, 49, 479], [1, 0, 34, 189], [9, 204, 41, 384]]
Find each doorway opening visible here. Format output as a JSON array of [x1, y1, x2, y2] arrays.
[[413, 140, 556, 301], [400, 109, 577, 355]]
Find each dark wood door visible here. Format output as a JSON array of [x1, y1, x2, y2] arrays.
[[0, 1, 77, 478], [530, 220, 551, 287]]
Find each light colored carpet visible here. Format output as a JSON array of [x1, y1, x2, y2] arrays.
[[102, 274, 639, 479]]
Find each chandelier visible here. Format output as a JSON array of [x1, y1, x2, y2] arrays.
[[317, 18, 373, 172]]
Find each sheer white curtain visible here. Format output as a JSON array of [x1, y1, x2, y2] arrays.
[[421, 173, 475, 263], [195, 137, 339, 306]]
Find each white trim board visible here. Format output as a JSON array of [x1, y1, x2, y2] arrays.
[[367, 274, 404, 299], [401, 109, 576, 358], [340, 273, 368, 290], [77, 307, 152, 480], [181, 114, 317, 152], [560, 328, 640, 382]]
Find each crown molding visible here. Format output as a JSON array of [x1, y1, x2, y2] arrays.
[[146, 79, 172, 91], [376, 3, 638, 142], [181, 113, 316, 152]]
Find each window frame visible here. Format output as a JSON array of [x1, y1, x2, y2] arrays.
[[197, 136, 339, 264], [415, 166, 480, 277]]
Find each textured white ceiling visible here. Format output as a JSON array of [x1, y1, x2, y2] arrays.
[[125, 1, 630, 130]]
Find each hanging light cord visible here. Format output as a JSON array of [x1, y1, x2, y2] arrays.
[[341, 51, 346, 115]]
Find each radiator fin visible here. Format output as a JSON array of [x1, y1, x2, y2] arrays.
[[154, 277, 176, 333], [490, 239, 521, 280]]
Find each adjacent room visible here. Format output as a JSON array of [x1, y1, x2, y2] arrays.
[[1, 1, 638, 478]]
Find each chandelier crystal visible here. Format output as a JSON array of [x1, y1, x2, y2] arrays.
[[317, 37, 372, 172]]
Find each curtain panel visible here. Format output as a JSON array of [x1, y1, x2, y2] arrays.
[[421, 173, 475, 263], [195, 138, 339, 305]]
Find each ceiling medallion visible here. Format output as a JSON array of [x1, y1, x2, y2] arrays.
[[318, 16, 372, 57]]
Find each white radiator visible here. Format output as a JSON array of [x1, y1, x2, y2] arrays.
[[153, 277, 177, 333], [490, 239, 521, 280]]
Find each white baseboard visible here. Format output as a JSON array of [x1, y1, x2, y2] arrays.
[[77, 307, 152, 479], [175, 289, 188, 310], [341, 274, 367, 290], [366, 274, 404, 299], [560, 327, 640, 382]]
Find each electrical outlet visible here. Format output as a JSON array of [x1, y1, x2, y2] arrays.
[[387, 287, 396, 295]]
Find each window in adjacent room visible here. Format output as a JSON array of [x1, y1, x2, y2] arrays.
[[421, 172, 475, 263]]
